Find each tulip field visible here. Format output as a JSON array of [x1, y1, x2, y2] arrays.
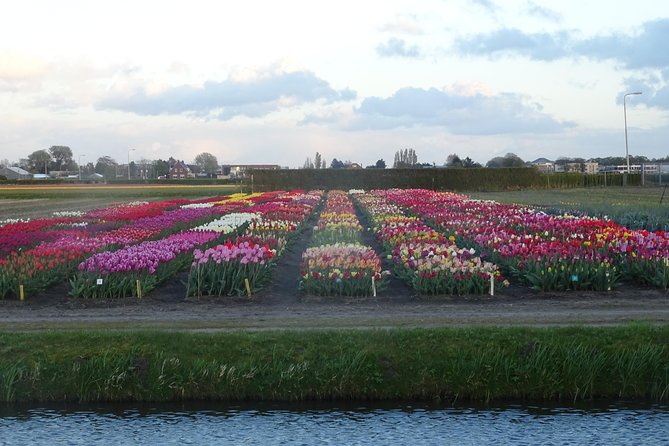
[[299, 190, 389, 296], [0, 187, 668, 301], [372, 188, 669, 291]]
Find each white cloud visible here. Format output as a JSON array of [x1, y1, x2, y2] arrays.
[[346, 87, 573, 134], [376, 38, 421, 58], [454, 17, 669, 70], [98, 68, 356, 120], [525, 1, 561, 22]]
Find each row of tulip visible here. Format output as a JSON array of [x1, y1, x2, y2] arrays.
[[0, 196, 257, 298], [300, 190, 388, 297], [186, 190, 324, 297], [353, 191, 506, 295], [68, 192, 294, 298], [69, 230, 220, 298], [379, 189, 669, 291]]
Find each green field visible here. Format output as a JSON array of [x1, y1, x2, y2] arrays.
[[469, 186, 669, 231], [0, 184, 240, 219]]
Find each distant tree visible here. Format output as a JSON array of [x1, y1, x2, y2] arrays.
[[375, 159, 386, 169], [555, 156, 586, 166], [445, 153, 463, 168], [330, 158, 345, 169], [83, 162, 95, 176], [321, 159, 328, 169], [393, 148, 418, 168], [486, 153, 526, 168], [153, 159, 170, 178], [302, 157, 314, 169], [462, 157, 482, 168], [314, 152, 322, 169], [48, 145, 75, 171], [27, 149, 52, 173], [95, 156, 118, 180], [194, 152, 219, 177]]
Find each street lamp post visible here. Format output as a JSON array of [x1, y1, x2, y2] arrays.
[[78, 154, 86, 181], [623, 91, 642, 180], [128, 148, 135, 180]]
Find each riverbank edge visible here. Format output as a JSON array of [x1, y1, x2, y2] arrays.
[[1, 325, 667, 403]]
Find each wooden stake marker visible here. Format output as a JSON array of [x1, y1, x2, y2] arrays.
[[244, 278, 252, 297]]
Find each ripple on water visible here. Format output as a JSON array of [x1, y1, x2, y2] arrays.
[[0, 402, 667, 446]]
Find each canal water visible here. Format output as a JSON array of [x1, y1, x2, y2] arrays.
[[0, 400, 666, 445]]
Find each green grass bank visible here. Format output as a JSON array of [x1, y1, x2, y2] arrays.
[[1, 326, 667, 403]]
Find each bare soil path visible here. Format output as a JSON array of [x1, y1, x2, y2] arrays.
[[0, 285, 667, 331]]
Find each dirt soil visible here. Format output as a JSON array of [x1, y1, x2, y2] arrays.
[[1, 280, 668, 331], [2, 205, 668, 331]]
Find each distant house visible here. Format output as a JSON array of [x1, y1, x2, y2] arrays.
[[528, 158, 554, 174], [0, 166, 31, 180], [583, 162, 599, 174], [168, 160, 193, 179], [221, 164, 280, 178]]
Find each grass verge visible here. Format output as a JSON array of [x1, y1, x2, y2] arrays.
[[1, 325, 667, 403]]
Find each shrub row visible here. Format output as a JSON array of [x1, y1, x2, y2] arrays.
[[252, 168, 642, 192]]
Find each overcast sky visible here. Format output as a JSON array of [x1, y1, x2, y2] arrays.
[[2, 0, 669, 167]]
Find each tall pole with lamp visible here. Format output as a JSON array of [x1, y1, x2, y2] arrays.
[[623, 91, 642, 184], [128, 148, 135, 180]]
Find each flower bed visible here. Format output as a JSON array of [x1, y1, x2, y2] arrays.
[[186, 239, 276, 297], [185, 190, 324, 297], [66, 193, 292, 299], [354, 191, 505, 295], [71, 230, 220, 298], [379, 188, 669, 291], [0, 195, 264, 299], [300, 243, 387, 296], [300, 190, 388, 296]]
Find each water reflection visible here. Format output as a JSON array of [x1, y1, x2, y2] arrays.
[[0, 400, 667, 446]]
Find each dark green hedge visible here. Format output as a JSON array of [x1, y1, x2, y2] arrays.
[[251, 168, 642, 192]]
